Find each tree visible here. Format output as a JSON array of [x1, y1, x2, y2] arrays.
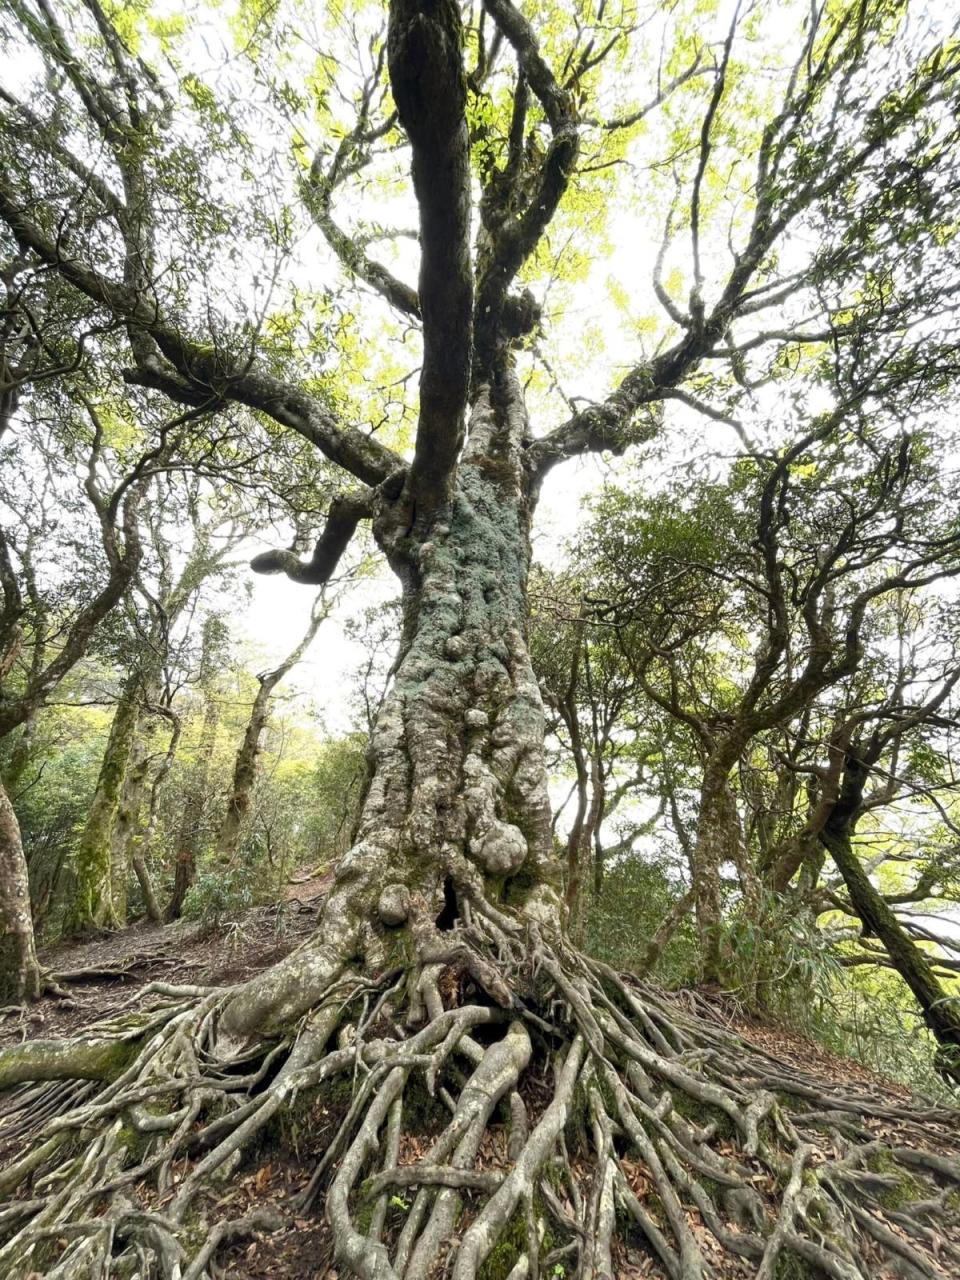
[[2, 2, 960, 1276], [578, 426, 960, 982], [0, 378, 162, 998], [214, 586, 333, 865]]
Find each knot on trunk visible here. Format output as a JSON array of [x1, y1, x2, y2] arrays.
[[378, 883, 412, 926], [474, 819, 527, 875]]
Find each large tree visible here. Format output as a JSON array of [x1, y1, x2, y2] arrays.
[[2, 2, 960, 1277]]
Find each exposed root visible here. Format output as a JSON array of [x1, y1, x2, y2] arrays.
[[1, 918, 959, 1280]]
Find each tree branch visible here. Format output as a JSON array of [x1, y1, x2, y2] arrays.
[[388, 0, 473, 517], [0, 186, 403, 486]]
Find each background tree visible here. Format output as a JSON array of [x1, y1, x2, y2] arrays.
[[214, 585, 334, 865]]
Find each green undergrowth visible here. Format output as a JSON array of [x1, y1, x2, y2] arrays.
[[773, 1249, 821, 1280]]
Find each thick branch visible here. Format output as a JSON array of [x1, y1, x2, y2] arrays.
[[0, 188, 402, 486], [250, 488, 378, 586], [388, 0, 473, 516]]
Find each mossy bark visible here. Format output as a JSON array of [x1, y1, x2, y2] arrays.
[[220, 374, 564, 1038], [1, 707, 37, 798], [691, 752, 742, 983], [822, 821, 960, 1065], [65, 669, 141, 932], [215, 679, 270, 864], [0, 773, 40, 1003], [166, 633, 221, 921], [216, 598, 325, 864], [110, 736, 151, 924]]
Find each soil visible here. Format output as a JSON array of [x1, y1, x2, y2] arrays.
[[1, 880, 954, 1280], [0, 874, 332, 1050]]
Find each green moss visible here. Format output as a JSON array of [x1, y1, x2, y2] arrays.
[[355, 1199, 375, 1235], [646, 1192, 666, 1227], [669, 1091, 736, 1141], [403, 1080, 451, 1137], [261, 1074, 355, 1157], [376, 927, 414, 971], [864, 1149, 926, 1210], [118, 1122, 151, 1162], [773, 1249, 820, 1279], [477, 1196, 556, 1280], [504, 855, 562, 907]]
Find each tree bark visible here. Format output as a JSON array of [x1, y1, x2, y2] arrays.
[[691, 750, 742, 983], [65, 669, 141, 933], [109, 734, 151, 925], [821, 818, 960, 1072], [220, 376, 563, 1038], [166, 630, 221, 921], [565, 754, 604, 944], [215, 595, 328, 864], [129, 711, 181, 924], [0, 774, 41, 1003], [636, 886, 695, 978], [2, 707, 38, 799]]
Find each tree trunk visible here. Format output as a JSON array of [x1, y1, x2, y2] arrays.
[[821, 820, 960, 1075], [4, 384, 957, 1280], [166, 675, 220, 921], [109, 735, 151, 926], [565, 754, 604, 943], [0, 774, 41, 1003], [130, 712, 181, 924], [131, 847, 163, 923], [219, 382, 563, 1037], [215, 679, 270, 864], [690, 751, 742, 983], [215, 594, 326, 864], [636, 885, 695, 977], [2, 707, 38, 799], [65, 669, 141, 933]]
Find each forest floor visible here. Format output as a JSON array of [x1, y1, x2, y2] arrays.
[[0, 887, 950, 1280]]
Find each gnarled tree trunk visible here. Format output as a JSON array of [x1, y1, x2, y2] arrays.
[[0, 774, 40, 1003], [3, 385, 960, 1280], [220, 384, 562, 1037]]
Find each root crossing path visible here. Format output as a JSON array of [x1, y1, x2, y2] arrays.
[[0, 922, 959, 1280]]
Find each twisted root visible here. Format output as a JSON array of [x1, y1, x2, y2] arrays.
[[1, 919, 958, 1280]]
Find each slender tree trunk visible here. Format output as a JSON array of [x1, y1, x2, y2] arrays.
[[65, 669, 141, 933], [166, 681, 220, 921], [2, 708, 38, 798], [821, 820, 960, 1069], [109, 735, 152, 925], [565, 755, 604, 943], [636, 885, 695, 977], [131, 847, 163, 923], [130, 712, 181, 924], [0, 775, 41, 1003], [215, 679, 271, 864], [216, 595, 326, 864], [691, 751, 741, 983]]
